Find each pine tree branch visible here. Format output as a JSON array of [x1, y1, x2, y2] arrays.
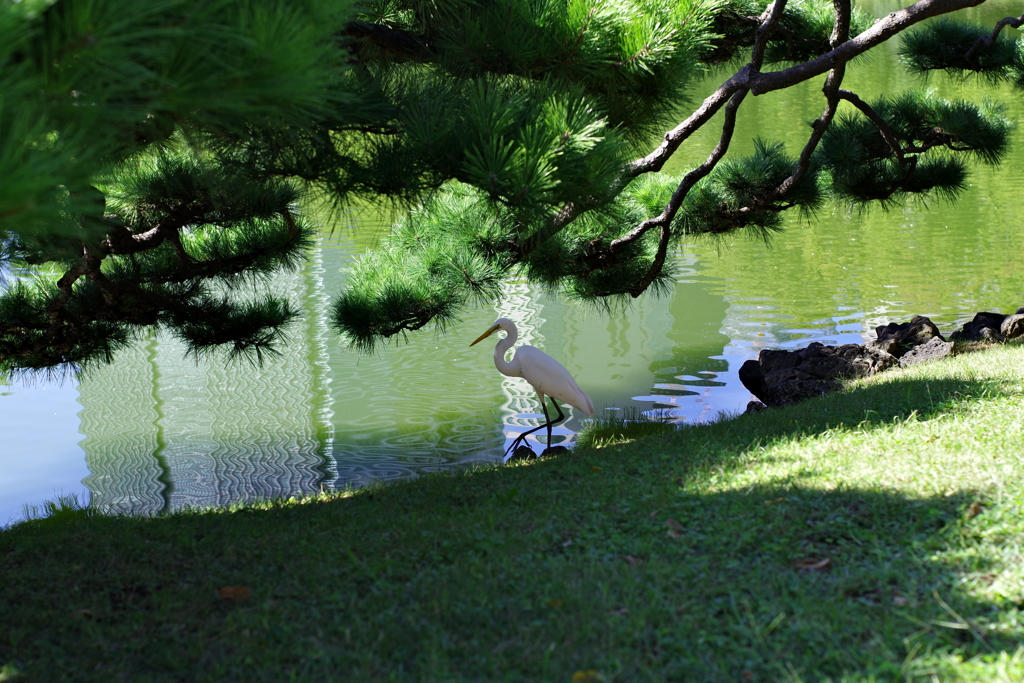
[[341, 21, 434, 62], [625, 224, 672, 298], [599, 0, 933, 297], [615, 89, 748, 253], [519, 0, 863, 258], [82, 245, 118, 307], [514, 60, 751, 255], [45, 261, 87, 321], [103, 220, 175, 256], [767, 0, 852, 201], [380, 0, 995, 331], [635, 0, 789, 175], [513, 197, 598, 260], [562, 5, 598, 65], [837, 89, 905, 161], [9, 264, 271, 367], [28, 245, 114, 366], [626, 0, 983, 182], [624, 69, 750, 180], [681, 4, 795, 67], [165, 228, 195, 267], [746, 0, 986, 95], [599, 0, 793, 295], [752, 0, 792, 63], [902, 139, 959, 154], [616, 4, 793, 179], [11, 212, 308, 368], [613, 0, 788, 247], [765, 89, 841, 203], [829, 0, 852, 47], [607, 0, 981, 260], [965, 13, 1024, 64]]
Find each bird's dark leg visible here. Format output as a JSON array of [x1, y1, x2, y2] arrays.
[[505, 423, 542, 458], [504, 429, 533, 459], [506, 395, 544, 457], [544, 398, 566, 447], [540, 398, 552, 447], [505, 398, 567, 459]]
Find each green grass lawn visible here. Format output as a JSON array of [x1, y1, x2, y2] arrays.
[[2, 344, 1023, 682]]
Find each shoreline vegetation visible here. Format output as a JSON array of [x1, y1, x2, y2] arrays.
[[3, 341, 1023, 681]]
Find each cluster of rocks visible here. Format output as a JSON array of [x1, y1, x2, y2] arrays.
[[740, 307, 1024, 411]]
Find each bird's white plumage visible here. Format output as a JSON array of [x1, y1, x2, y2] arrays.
[[471, 318, 594, 416]]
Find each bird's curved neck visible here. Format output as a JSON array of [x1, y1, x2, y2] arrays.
[[493, 327, 519, 377]]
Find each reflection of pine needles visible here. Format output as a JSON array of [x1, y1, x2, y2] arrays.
[[576, 408, 675, 449], [21, 493, 93, 524]]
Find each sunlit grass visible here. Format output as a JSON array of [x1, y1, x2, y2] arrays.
[[576, 407, 676, 449]]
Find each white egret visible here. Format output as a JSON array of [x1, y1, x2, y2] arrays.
[[470, 318, 594, 457]]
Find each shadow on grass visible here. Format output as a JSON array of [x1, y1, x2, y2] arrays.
[[1, 365, 1021, 681], [589, 485, 1016, 681]]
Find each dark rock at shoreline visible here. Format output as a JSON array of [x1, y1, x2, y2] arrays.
[[745, 400, 768, 413], [764, 377, 843, 408], [740, 342, 898, 408], [1000, 313, 1024, 340], [950, 311, 1007, 342], [507, 445, 538, 462], [899, 336, 954, 367], [874, 316, 944, 356], [740, 306, 1023, 412], [738, 360, 767, 404], [864, 338, 901, 357]]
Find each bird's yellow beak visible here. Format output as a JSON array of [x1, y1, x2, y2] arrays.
[[470, 324, 500, 347]]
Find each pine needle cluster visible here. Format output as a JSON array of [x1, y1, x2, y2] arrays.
[[900, 18, 1024, 87], [702, 0, 871, 65], [680, 139, 822, 239], [819, 91, 1012, 207], [1, 0, 352, 376]]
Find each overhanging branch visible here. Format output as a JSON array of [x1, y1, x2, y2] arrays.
[[594, 0, 793, 292], [965, 13, 1024, 64], [340, 21, 434, 62], [611, 0, 788, 253], [837, 89, 905, 162], [510, 0, 989, 277], [614, 88, 748, 252], [747, 0, 987, 95], [767, 0, 851, 201]]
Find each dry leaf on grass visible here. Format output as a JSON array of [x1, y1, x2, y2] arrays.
[[794, 558, 832, 571], [218, 586, 252, 601]]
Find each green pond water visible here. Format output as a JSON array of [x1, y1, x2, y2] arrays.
[[3, 0, 1022, 524]]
